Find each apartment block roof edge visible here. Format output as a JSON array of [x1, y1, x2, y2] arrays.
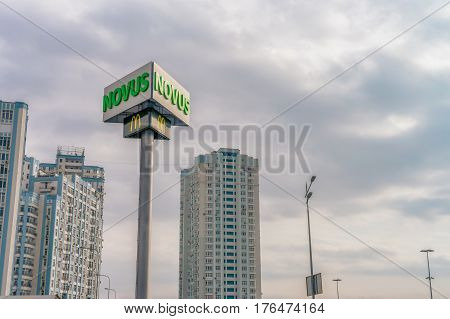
[[57, 145, 85, 157], [0, 100, 28, 109], [180, 147, 259, 176]]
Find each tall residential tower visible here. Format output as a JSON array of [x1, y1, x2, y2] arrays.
[[0, 101, 28, 296], [179, 148, 261, 299], [11, 147, 105, 298]]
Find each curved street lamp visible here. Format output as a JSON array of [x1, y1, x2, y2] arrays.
[[305, 175, 317, 299]]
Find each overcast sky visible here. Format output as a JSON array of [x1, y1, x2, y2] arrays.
[[1, 0, 450, 299]]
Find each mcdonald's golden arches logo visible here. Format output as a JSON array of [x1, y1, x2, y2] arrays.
[[130, 114, 141, 132], [157, 115, 166, 131]]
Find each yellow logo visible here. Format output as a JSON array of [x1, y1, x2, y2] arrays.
[[157, 115, 166, 131], [130, 114, 141, 132]]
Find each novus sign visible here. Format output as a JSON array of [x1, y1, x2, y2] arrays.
[[103, 72, 150, 111], [102, 61, 191, 299], [102, 61, 190, 127]]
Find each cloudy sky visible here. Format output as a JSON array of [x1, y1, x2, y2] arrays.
[[1, 0, 450, 298]]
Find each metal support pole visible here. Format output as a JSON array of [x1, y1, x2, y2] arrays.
[[426, 252, 433, 299], [306, 197, 315, 299], [333, 279, 341, 299], [105, 288, 117, 299], [135, 130, 154, 299], [336, 281, 340, 299], [421, 249, 434, 299]]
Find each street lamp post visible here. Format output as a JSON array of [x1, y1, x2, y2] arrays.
[[420, 249, 434, 299], [332, 278, 342, 299], [305, 175, 316, 299], [97, 274, 111, 299], [105, 288, 117, 299]]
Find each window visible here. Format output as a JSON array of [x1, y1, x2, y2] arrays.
[[0, 164, 7, 175], [0, 135, 11, 150], [1, 110, 13, 122]]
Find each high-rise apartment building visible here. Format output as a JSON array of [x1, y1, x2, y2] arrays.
[[179, 148, 261, 299], [10, 147, 105, 298], [0, 101, 28, 295]]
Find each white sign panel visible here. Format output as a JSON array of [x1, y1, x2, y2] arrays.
[[102, 62, 190, 126]]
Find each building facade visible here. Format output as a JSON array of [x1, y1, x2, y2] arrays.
[[179, 148, 261, 299], [0, 101, 28, 296], [10, 147, 105, 298]]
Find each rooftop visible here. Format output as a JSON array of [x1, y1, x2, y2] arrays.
[[57, 146, 85, 157]]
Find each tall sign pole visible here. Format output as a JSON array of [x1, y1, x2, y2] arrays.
[[102, 62, 190, 299], [136, 130, 154, 298]]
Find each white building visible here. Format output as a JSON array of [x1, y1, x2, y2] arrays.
[[179, 148, 262, 299], [11, 147, 105, 298], [0, 101, 28, 296]]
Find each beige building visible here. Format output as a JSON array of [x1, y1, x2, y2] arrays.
[[179, 148, 261, 299]]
